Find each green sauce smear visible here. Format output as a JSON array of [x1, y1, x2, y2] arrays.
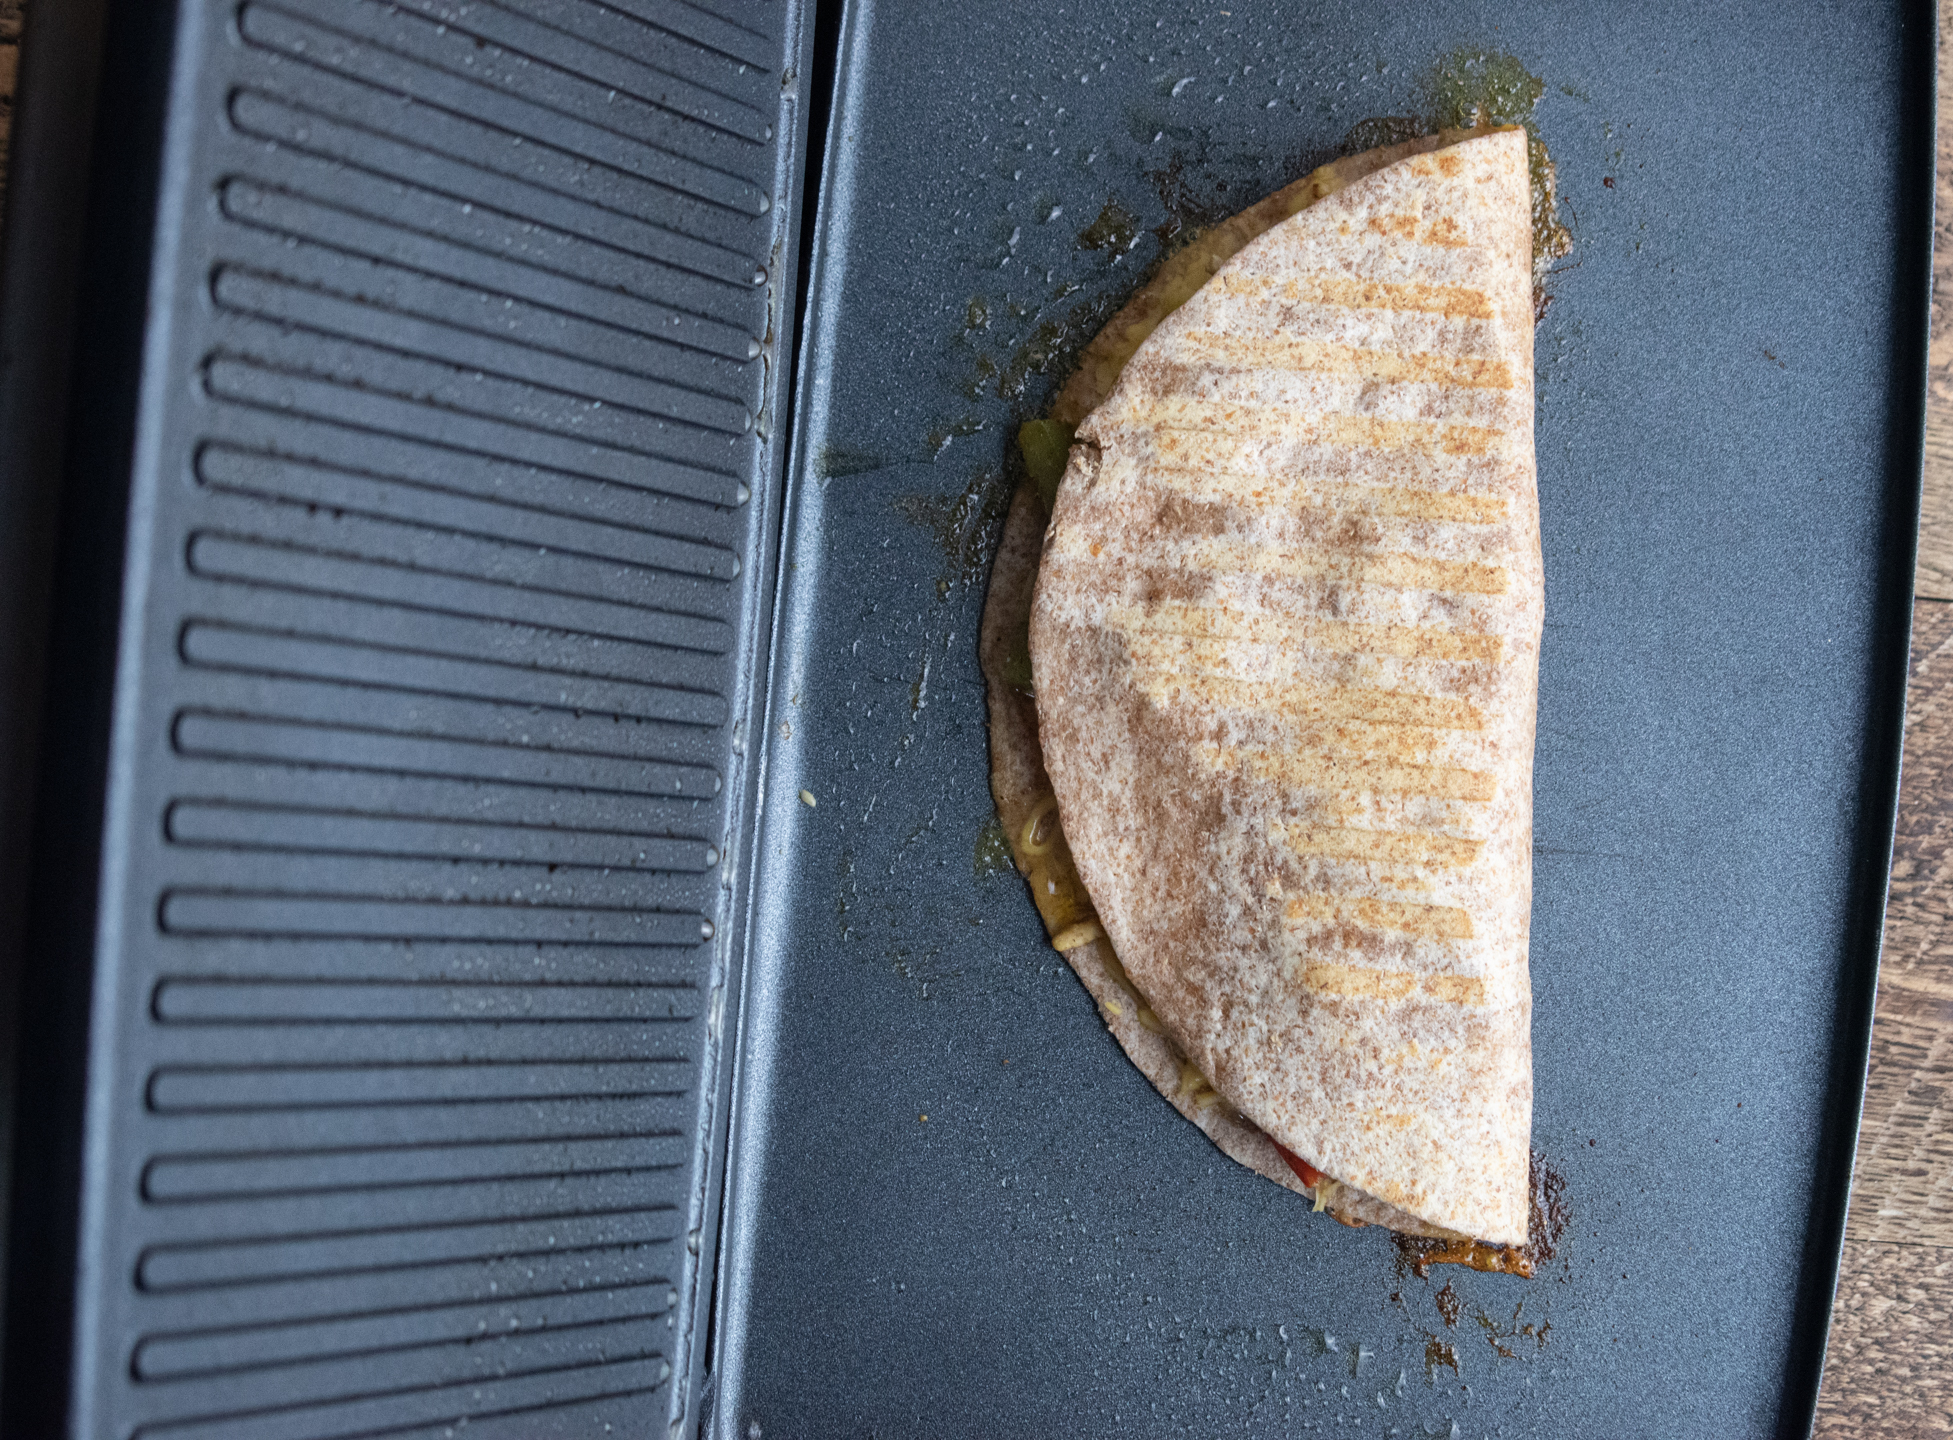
[[1424, 49, 1573, 278]]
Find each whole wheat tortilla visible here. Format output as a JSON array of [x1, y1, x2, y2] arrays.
[[984, 129, 1538, 1249]]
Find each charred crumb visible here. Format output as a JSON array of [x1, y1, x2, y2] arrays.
[[1424, 1337, 1460, 1378], [1475, 1300, 1551, 1358], [1434, 1281, 1461, 1328]]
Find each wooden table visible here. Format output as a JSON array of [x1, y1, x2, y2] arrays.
[[0, 2, 1941, 1431]]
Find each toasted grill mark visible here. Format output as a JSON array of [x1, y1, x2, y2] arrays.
[[1224, 718, 1456, 762], [1150, 493, 1233, 537], [1425, 215, 1469, 247], [1074, 536, 1510, 596], [1305, 962, 1415, 999], [1277, 823, 1486, 869], [1150, 428, 1502, 488], [1286, 894, 1476, 939], [1147, 466, 1510, 524], [1137, 672, 1485, 731], [1150, 405, 1503, 457], [1421, 974, 1489, 1005], [1302, 963, 1488, 1006], [1211, 547, 1508, 596], [1125, 638, 1505, 731], [1177, 335, 1514, 390], [1365, 212, 1470, 248], [1114, 604, 1505, 662], [1213, 745, 1497, 801], [1215, 271, 1496, 320]]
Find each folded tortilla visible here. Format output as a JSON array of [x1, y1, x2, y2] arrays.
[[983, 129, 1539, 1251]]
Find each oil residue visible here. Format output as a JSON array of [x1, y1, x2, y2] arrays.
[[923, 414, 984, 457], [1428, 50, 1573, 283], [815, 444, 889, 479], [893, 466, 1014, 597], [1143, 151, 1240, 255], [973, 816, 1015, 877], [1075, 199, 1142, 255], [835, 848, 857, 938], [992, 289, 1125, 402]]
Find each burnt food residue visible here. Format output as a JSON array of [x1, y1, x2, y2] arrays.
[[1392, 1149, 1568, 1278], [1433, 1281, 1461, 1328]]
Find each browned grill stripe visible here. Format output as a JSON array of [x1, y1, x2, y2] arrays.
[[1421, 975, 1489, 1005], [1366, 211, 1471, 248], [1285, 894, 1476, 939], [1218, 746, 1497, 801], [1141, 673, 1485, 730], [1176, 335, 1514, 390], [1150, 428, 1503, 488], [1069, 538, 1509, 596], [1277, 823, 1485, 868], [1153, 408, 1503, 457], [1113, 605, 1504, 663], [1220, 721, 1459, 765], [1145, 467, 1510, 524], [1302, 964, 1488, 1006], [1128, 630, 1503, 681], [1213, 270, 1496, 320]]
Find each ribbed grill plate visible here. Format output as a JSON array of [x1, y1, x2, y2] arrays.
[[68, 1, 810, 1435]]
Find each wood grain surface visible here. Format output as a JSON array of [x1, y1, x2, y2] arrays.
[[0, 0, 1936, 1431]]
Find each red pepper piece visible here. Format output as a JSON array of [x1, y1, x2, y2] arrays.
[[1273, 1142, 1323, 1190]]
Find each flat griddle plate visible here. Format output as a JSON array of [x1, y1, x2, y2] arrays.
[[710, 2, 1931, 1436]]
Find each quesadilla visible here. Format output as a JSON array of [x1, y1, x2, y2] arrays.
[[980, 128, 1540, 1262]]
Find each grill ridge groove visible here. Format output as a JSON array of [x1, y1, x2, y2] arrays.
[[203, 355, 750, 505], [194, 441, 744, 562], [224, 87, 768, 287], [35, 0, 810, 1434], [238, 2, 771, 213]]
